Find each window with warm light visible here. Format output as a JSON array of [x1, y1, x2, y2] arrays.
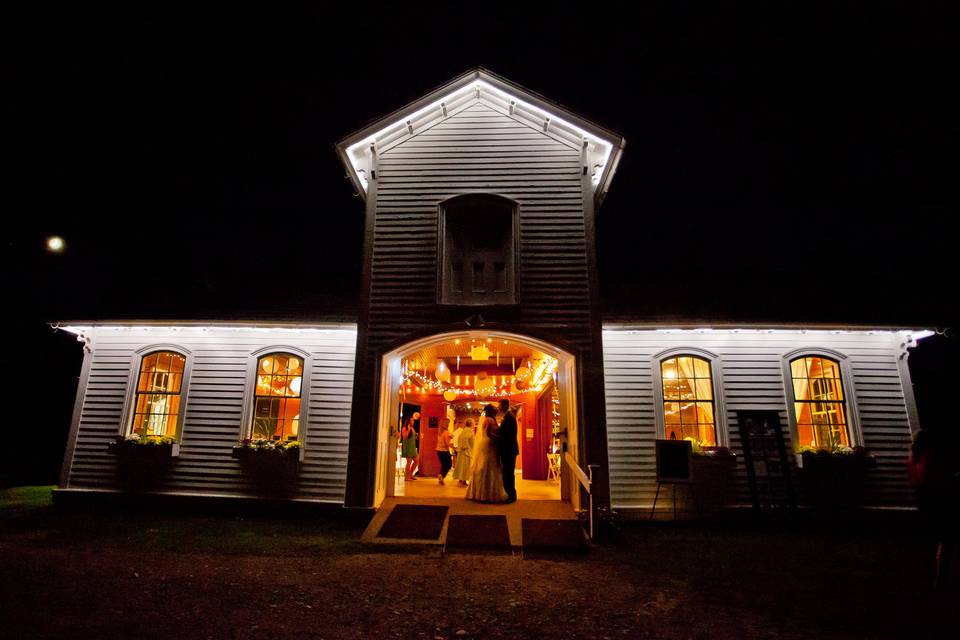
[[790, 356, 849, 449], [660, 355, 717, 446], [251, 353, 303, 441], [130, 351, 186, 438]]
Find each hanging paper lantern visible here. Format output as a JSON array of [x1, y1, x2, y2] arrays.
[[435, 360, 451, 383], [474, 373, 493, 399], [514, 379, 529, 392], [514, 365, 531, 381], [443, 389, 457, 402]]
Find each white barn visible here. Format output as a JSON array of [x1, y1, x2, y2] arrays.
[[54, 69, 932, 524]]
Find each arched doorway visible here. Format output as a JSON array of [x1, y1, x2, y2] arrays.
[[372, 330, 578, 508]]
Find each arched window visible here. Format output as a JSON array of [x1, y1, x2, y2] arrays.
[[131, 351, 186, 438], [251, 353, 303, 441], [660, 355, 717, 446], [789, 356, 849, 449]]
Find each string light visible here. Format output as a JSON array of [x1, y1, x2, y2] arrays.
[[400, 359, 557, 398]]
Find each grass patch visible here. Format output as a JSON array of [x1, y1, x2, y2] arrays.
[[0, 485, 366, 556], [0, 485, 54, 512]]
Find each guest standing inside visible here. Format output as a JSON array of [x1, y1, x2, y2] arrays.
[[453, 418, 476, 487], [399, 413, 420, 481], [495, 398, 520, 503], [451, 421, 464, 468], [436, 419, 453, 484]]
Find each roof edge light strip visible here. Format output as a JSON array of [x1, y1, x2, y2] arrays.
[[59, 325, 358, 336], [345, 79, 615, 191], [602, 328, 935, 341]]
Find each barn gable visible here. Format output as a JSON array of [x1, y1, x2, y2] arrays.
[[336, 68, 625, 205]]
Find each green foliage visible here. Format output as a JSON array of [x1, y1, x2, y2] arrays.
[[798, 427, 858, 455], [124, 434, 177, 446], [683, 436, 704, 454], [0, 486, 54, 512], [0, 486, 362, 556], [236, 438, 302, 456]]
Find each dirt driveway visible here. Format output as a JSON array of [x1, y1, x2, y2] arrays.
[[1, 487, 956, 639]]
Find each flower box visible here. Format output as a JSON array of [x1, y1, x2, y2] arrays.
[[797, 448, 875, 509], [108, 435, 180, 459], [107, 435, 179, 489], [690, 448, 738, 515], [232, 439, 303, 495]]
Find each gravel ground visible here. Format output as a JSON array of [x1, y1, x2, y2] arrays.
[[1, 488, 957, 639]]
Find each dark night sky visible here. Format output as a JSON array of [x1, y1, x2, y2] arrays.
[[5, 5, 958, 483]]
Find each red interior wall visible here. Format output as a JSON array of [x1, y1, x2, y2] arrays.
[[403, 388, 549, 480], [520, 389, 548, 480], [402, 393, 446, 476]]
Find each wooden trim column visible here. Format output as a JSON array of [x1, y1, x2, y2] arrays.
[[59, 338, 93, 488], [579, 139, 611, 510], [345, 146, 380, 508]]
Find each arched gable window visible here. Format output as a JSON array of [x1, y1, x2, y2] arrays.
[[130, 351, 186, 438], [251, 353, 303, 442], [438, 194, 518, 306], [789, 356, 850, 449], [659, 355, 717, 446]]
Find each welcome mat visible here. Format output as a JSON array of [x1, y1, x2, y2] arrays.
[[444, 515, 511, 552], [521, 518, 588, 554], [376, 504, 448, 540]]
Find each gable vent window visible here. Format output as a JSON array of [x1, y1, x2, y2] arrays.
[[439, 195, 518, 306]]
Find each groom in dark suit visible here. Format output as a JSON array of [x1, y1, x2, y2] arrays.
[[496, 398, 520, 503]]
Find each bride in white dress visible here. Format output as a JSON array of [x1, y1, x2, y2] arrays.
[[465, 404, 508, 503]]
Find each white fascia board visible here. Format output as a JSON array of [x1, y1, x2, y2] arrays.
[[601, 326, 936, 341], [337, 69, 623, 201], [57, 323, 358, 338]]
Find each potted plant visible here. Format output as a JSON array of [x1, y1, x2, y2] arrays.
[[232, 438, 303, 495], [689, 441, 737, 515], [797, 443, 875, 509], [108, 434, 179, 489]]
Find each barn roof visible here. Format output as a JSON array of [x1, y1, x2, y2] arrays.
[[336, 67, 625, 205]]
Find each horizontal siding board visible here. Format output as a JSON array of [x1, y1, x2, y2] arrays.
[[602, 328, 916, 509], [363, 102, 594, 358], [66, 326, 357, 503]]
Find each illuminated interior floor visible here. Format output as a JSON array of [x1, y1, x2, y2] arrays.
[[396, 472, 560, 501]]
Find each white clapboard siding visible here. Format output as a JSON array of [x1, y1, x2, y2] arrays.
[[65, 325, 357, 503], [602, 328, 918, 510], [369, 101, 594, 354]]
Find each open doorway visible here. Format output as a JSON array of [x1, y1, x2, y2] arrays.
[[373, 331, 578, 507]]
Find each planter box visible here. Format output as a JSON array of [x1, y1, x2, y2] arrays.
[[690, 454, 737, 515], [108, 438, 179, 459], [107, 437, 179, 490], [232, 445, 302, 495], [797, 452, 875, 509]]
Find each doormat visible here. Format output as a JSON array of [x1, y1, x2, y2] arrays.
[[521, 518, 588, 554], [376, 504, 448, 540], [444, 515, 511, 552]]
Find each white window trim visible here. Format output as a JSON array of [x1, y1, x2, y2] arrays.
[[239, 345, 312, 455], [781, 347, 863, 450], [118, 344, 194, 444], [651, 347, 728, 447]]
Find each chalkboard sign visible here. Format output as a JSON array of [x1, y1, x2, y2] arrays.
[[655, 439, 693, 483]]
